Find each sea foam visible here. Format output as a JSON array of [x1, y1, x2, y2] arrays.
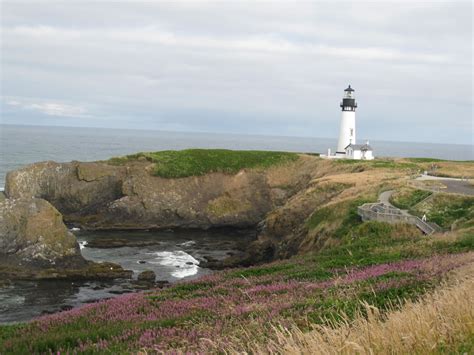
[[149, 250, 199, 278]]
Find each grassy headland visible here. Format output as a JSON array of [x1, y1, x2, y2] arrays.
[[108, 149, 298, 178], [1, 153, 472, 353]]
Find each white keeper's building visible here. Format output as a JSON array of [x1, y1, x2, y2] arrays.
[[322, 85, 375, 160]]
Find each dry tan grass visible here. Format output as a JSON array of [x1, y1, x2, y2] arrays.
[[402, 160, 474, 179], [261, 263, 474, 354]]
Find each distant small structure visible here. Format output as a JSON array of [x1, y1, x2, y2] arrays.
[[345, 141, 374, 160], [321, 85, 375, 160]]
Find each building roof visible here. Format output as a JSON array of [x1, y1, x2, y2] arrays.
[[345, 143, 373, 151], [344, 85, 354, 92]]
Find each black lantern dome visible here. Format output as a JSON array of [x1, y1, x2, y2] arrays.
[[340, 84, 357, 111], [344, 85, 355, 92]]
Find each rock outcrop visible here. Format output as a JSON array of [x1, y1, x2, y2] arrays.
[[0, 197, 131, 280], [4, 154, 364, 269], [0, 198, 79, 264], [5, 157, 317, 231], [137, 270, 156, 282], [5, 161, 125, 216]]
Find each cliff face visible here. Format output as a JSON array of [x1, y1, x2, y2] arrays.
[[5, 161, 125, 216], [0, 197, 132, 280], [5, 157, 316, 230]]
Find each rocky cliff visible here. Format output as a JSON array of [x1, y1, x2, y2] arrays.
[[5, 157, 317, 230]]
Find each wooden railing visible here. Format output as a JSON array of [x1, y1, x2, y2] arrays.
[[357, 203, 439, 235]]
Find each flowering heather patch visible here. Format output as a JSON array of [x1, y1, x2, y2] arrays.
[[1, 230, 473, 353]]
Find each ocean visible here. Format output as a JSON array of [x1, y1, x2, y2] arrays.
[[0, 124, 472, 188]]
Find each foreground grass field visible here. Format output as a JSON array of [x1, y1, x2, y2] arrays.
[[108, 149, 298, 178], [256, 262, 474, 354], [1, 222, 472, 353]]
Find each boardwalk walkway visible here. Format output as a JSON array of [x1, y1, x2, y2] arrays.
[[357, 190, 442, 235]]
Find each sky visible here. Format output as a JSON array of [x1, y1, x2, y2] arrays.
[[1, 0, 472, 145]]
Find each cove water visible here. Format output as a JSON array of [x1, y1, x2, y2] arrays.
[[0, 229, 255, 323], [1, 124, 472, 188]]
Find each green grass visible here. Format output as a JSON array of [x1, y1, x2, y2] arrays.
[[307, 194, 377, 234], [390, 188, 432, 209], [406, 158, 447, 163], [227, 263, 296, 278], [411, 194, 474, 229], [108, 149, 299, 178], [334, 159, 420, 171]]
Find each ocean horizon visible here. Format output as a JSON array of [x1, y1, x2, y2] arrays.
[[1, 124, 472, 188]]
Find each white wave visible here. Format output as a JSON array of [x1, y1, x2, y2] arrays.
[[149, 250, 199, 278], [0, 187, 4, 191], [79, 241, 88, 250], [70, 227, 81, 231], [179, 240, 196, 247]]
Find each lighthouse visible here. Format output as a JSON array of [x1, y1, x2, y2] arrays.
[[336, 85, 357, 155], [321, 84, 374, 160]]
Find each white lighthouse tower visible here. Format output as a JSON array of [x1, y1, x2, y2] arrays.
[[336, 85, 357, 155]]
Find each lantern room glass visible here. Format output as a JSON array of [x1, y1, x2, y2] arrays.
[[344, 91, 354, 99]]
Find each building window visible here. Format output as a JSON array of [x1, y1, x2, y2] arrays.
[[350, 128, 353, 137]]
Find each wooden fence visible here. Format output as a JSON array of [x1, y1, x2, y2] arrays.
[[357, 202, 440, 235]]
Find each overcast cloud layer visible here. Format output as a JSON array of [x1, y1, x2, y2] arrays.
[[1, 1, 472, 144]]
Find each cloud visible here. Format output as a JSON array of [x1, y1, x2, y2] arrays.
[[4, 25, 451, 64], [4, 97, 90, 118], [0, 1, 472, 144]]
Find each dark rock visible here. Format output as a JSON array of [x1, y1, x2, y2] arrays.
[[86, 239, 161, 248], [41, 309, 56, 315], [155, 280, 170, 288], [60, 305, 73, 311], [108, 289, 129, 295], [203, 255, 218, 263], [138, 260, 146, 264], [0, 279, 11, 288], [137, 270, 156, 282]]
